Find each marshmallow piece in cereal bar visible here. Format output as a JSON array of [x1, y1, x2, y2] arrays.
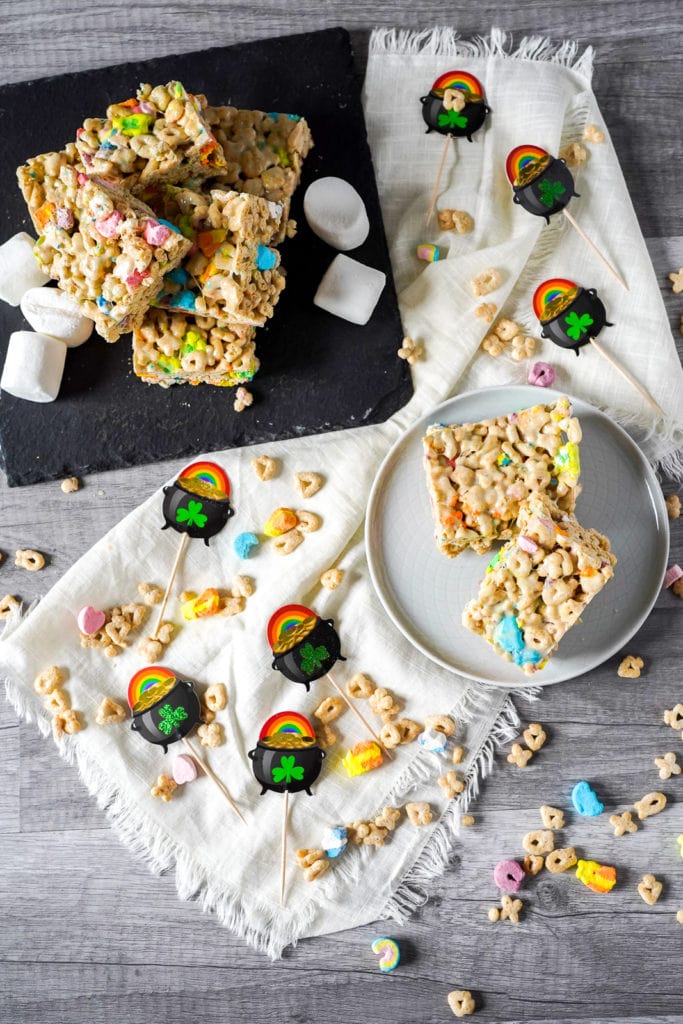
[[0, 232, 49, 305], [423, 397, 581, 558], [463, 493, 615, 675]]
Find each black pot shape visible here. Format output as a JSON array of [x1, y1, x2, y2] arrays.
[[130, 678, 201, 754], [538, 287, 613, 354], [271, 616, 345, 690], [248, 738, 325, 795], [162, 480, 234, 544], [512, 158, 579, 223], [420, 92, 490, 140]]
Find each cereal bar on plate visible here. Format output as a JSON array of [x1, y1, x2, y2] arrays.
[[462, 493, 616, 674], [423, 397, 581, 558]]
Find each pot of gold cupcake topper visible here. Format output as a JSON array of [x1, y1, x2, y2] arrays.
[[267, 604, 393, 759], [128, 666, 245, 822], [248, 711, 325, 904], [153, 460, 234, 641], [421, 70, 491, 225], [533, 278, 664, 416], [506, 145, 627, 291]]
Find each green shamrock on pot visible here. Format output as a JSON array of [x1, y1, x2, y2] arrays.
[[175, 499, 207, 529], [158, 704, 189, 736], [271, 755, 304, 786], [564, 311, 594, 341], [299, 642, 329, 676], [537, 179, 566, 208], [438, 109, 468, 130]]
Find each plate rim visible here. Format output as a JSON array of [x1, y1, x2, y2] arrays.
[[365, 384, 670, 689]]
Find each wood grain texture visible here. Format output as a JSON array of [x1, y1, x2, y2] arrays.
[[1, 5, 682, 1023]]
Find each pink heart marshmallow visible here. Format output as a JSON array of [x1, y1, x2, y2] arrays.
[[173, 754, 198, 785], [77, 605, 106, 636]]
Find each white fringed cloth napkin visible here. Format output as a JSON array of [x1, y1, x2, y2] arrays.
[[2, 29, 682, 959]]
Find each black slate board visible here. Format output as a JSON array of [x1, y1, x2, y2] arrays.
[[0, 27, 411, 486]]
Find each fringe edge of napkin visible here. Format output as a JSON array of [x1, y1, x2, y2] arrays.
[[369, 26, 594, 83]]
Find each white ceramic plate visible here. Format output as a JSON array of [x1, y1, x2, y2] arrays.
[[366, 385, 669, 688]]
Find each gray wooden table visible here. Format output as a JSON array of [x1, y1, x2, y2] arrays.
[[1, 4, 681, 1022]]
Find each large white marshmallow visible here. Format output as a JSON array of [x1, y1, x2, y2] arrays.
[[313, 254, 386, 326], [21, 287, 93, 348], [303, 177, 370, 251], [0, 232, 49, 306], [1, 331, 67, 403]]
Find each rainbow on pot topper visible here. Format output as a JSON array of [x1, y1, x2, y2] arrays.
[[505, 144, 549, 185], [258, 711, 316, 742], [533, 278, 579, 321], [177, 460, 230, 500], [431, 70, 484, 98], [127, 665, 176, 711], [267, 603, 317, 651]]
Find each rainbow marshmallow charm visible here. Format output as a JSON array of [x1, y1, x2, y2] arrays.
[[128, 666, 201, 754], [576, 860, 617, 893], [248, 711, 325, 795], [417, 243, 440, 262], [420, 70, 490, 140], [533, 278, 613, 354], [506, 145, 579, 223], [268, 604, 345, 690], [371, 937, 401, 973], [162, 460, 234, 544]]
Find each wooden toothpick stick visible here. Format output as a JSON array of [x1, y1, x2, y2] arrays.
[[425, 133, 452, 226], [562, 208, 628, 292], [326, 673, 394, 760], [280, 790, 289, 906], [589, 338, 664, 418], [152, 533, 189, 640], [182, 735, 246, 823]]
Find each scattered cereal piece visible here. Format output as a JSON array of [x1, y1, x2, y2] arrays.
[[197, 722, 224, 748], [545, 847, 577, 873], [540, 805, 565, 830], [618, 654, 644, 678], [233, 386, 253, 413], [264, 507, 298, 536], [201, 705, 215, 724], [665, 494, 681, 519], [343, 740, 383, 777], [425, 714, 456, 737], [15, 548, 45, 571], [523, 830, 555, 855], [447, 990, 475, 1018], [221, 594, 246, 616], [379, 721, 402, 749], [172, 753, 198, 784], [294, 471, 324, 498], [314, 695, 344, 723], [471, 267, 502, 297], [474, 302, 496, 324], [368, 687, 401, 720], [438, 770, 465, 800], [52, 709, 82, 739], [322, 825, 348, 858], [663, 704, 683, 730], [523, 723, 547, 751], [362, 823, 388, 847], [669, 269, 683, 294], [138, 582, 163, 605], [493, 318, 519, 342], [493, 859, 525, 892], [251, 454, 279, 481], [559, 142, 588, 167], [44, 688, 70, 714], [664, 565, 683, 588], [637, 873, 663, 905], [315, 723, 337, 749], [634, 791, 667, 820], [507, 743, 533, 768], [406, 802, 432, 827], [375, 806, 401, 831], [157, 622, 174, 645], [151, 774, 177, 802], [0, 594, 20, 619], [678, 835, 683, 859], [272, 529, 304, 555], [417, 243, 439, 262], [95, 696, 127, 725], [304, 858, 330, 882], [418, 727, 448, 754], [204, 683, 227, 713], [137, 637, 163, 663], [528, 361, 555, 387], [60, 476, 80, 493], [500, 894, 523, 924], [654, 751, 681, 779], [461, 814, 475, 827], [571, 780, 604, 817], [320, 568, 344, 590], [576, 859, 617, 893], [452, 746, 464, 765], [396, 718, 422, 744], [231, 575, 254, 598], [583, 124, 605, 144], [673, 577, 683, 599], [481, 334, 504, 357], [233, 532, 259, 559], [438, 209, 474, 234], [487, 906, 500, 922], [296, 848, 325, 868], [677, 909, 683, 925], [295, 510, 322, 533], [34, 665, 64, 696], [397, 336, 424, 365], [610, 810, 639, 836], [523, 855, 544, 875], [510, 334, 536, 361], [346, 672, 375, 699], [371, 937, 400, 973]]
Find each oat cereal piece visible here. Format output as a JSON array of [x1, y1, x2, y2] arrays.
[[294, 471, 323, 499], [296, 848, 325, 868], [451, 210, 474, 234], [663, 704, 683, 730], [105, 618, 133, 647], [95, 696, 127, 725], [60, 476, 80, 493], [368, 687, 401, 720], [634, 791, 667, 820], [540, 805, 565, 829], [315, 723, 337, 749], [471, 267, 502, 297], [314, 696, 344, 724], [137, 637, 164, 663], [461, 814, 475, 827], [523, 829, 555, 855], [44, 688, 70, 714], [437, 209, 455, 230], [151, 774, 177, 802], [559, 142, 588, 167], [15, 549, 45, 571], [197, 722, 224, 747], [397, 336, 424, 365], [523, 854, 544, 875], [610, 810, 638, 836], [272, 529, 304, 555], [545, 847, 577, 873], [463, 493, 616, 674], [487, 906, 501, 922], [438, 770, 465, 800], [222, 594, 247, 615], [157, 622, 174, 644], [618, 654, 644, 678], [0, 594, 20, 619], [204, 683, 227, 713], [493, 318, 519, 342], [665, 494, 681, 519], [474, 302, 497, 324], [452, 746, 464, 765], [425, 714, 456, 737], [424, 398, 582, 560], [507, 744, 533, 768], [320, 568, 344, 591], [375, 806, 401, 831], [669, 269, 683, 294], [303, 858, 329, 882], [676, 910, 683, 924], [362, 824, 388, 847], [500, 895, 523, 923], [138, 582, 164, 605], [481, 334, 504, 357], [346, 673, 375, 699], [654, 752, 681, 780], [637, 874, 663, 905], [523, 723, 547, 751], [52, 709, 82, 739], [405, 802, 432, 827], [200, 705, 215, 724], [378, 722, 402, 749], [252, 455, 279, 480], [348, 822, 370, 845], [295, 510, 321, 533], [583, 124, 605, 144], [447, 990, 475, 1018], [231, 575, 254, 598], [233, 386, 254, 412], [510, 334, 536, 362], [34, 665, 65, 695]]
